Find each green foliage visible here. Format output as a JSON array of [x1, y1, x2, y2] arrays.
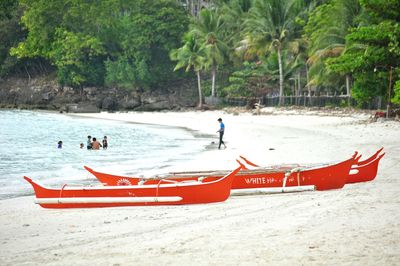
[[328, 21, 400, 74], [1, 0, 399, 109], [170, 32, 205, 73], [0, 0, 26, 76], [360, 0, 400, 21], [242, 0, 303, 103], [10, 0, 189, 88], [224, 61, 261, 97], [190, 8, 230, 96], [105, 57, 136, 89], [244, 0, 301, 57], [304, 0, 361, 90], [326, 0, 400, 105], [51, 30, 106, 87], [218, 0, 253, 54], [105, 0, 189, 89], [351, 71, 387, 106], [224, 50, 303, 97], [170, 32, 207, 106], [393, 80, 400, 105]]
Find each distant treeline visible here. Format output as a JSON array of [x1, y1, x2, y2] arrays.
[[1, 0, 399, 107]]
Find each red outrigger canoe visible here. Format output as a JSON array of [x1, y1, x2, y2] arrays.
[[85, 154, 358, 191], [23, 167, 241, 209], [238, 148, 385, 184]]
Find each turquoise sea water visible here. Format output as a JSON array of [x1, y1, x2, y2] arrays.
[[0, 110, 211, 199]]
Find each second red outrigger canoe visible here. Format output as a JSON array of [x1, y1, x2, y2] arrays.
[[238, 148, 384, 184], [85, 154, 358, 191]]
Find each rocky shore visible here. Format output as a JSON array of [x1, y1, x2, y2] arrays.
[[0, 75, 198, 112]]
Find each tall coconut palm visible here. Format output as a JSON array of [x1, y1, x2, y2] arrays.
[[170, 33, 206, 108], [306, 0, 361, 95], [243, 0, 301, 105], [190, 8, 229, 97]]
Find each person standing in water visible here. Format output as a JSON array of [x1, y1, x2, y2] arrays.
[[87, 135, 92, 150], [91, 137, 102, 150], [216, 118, 226, 149], [102, 136, 108, 149], [57, 141, 63, 149]]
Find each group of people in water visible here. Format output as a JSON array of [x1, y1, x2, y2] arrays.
[[57, 135, 108, 150], [86, 135, 108, 150]]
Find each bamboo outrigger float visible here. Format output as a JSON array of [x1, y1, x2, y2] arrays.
[[23, 167, 241, 209]]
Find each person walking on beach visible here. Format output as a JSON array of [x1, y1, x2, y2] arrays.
[[216, 118, 226, 149], [87, 135, 92, 150], [91, 137, 102, 150], [102, 136, 108, 149]]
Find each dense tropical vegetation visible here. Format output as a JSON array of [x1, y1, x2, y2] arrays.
[[1, 0, 399, 108]]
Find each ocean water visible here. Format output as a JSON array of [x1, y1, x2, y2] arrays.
[[0, 110, 211, 199]]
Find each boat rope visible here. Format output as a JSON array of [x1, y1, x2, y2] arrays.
[[297, 172, 300, 186], [59, 184, 67, 199], [283, 172, 289, 187], [283, 167, 303, 187], [155, 179, 179, 200]]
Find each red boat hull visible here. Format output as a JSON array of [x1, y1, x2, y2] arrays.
[[86, 156, 356, 191], [346, 153, 384, 183], [24, 167, 241, 209]]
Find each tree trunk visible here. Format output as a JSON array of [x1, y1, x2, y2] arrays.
[[211, 64, 216, 97], [297, 73, 301, 105], [277, 47, 284, 106], [306, 64, 311, 97], [196, 70, 202, 108], [297, 73, 301, 96], [346, 74, 351, 106], [345, 75, 351, 96], [387, 66, 393, 118]]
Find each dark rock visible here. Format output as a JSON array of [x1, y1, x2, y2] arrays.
[[140, 100, 171, 111], [121, 98, 141, 109], [75, 104, 100, 113], [101, 96, 119, 111]]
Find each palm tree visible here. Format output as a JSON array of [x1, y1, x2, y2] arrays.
[[170, 33, 206, 108], [190, 8, 229, 97], [243, 0, 301, 105], [306, 0, 361, 96]]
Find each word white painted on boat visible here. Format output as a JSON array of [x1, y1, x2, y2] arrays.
[[244, 177, 285, 184]]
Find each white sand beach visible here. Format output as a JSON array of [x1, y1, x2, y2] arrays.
[[1, 108, 399, 265]]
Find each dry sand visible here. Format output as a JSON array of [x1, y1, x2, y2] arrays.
[[1, 108, 399, 265]]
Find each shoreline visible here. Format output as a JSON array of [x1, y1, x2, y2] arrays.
[[68, 109, 377, 167], [1, 109, 399, 265]]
